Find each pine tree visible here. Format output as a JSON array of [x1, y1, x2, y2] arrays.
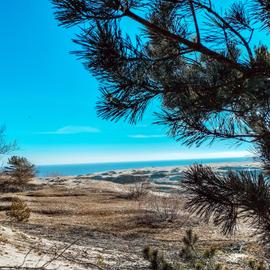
[[4, 156, 36, 186], [6, 197, 31, 223], [52, 0, 270, 243], [143, 230, 223, 270]]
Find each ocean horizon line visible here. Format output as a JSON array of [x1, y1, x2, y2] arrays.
[[36, 156, 255, 177], [36, 155, 254, 167]]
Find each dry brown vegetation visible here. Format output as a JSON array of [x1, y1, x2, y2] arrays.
[[0, 177, 264, 269], [124, 181, 150, 200], [0, 186, 249, 241], [6, 197, 31, 222]]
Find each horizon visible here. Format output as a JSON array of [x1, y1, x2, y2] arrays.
[[0, 1, 259, 165], [33, 151, 252, 166]]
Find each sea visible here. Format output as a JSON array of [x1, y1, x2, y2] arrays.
[[36, 157, 254, 177]]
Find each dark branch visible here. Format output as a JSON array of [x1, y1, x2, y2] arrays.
[[125, 9, 249, 72]]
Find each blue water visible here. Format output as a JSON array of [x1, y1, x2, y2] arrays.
[[37, 157, 253, 177]]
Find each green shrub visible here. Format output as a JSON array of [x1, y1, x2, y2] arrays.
[[143, 246, 176, 270], [144, 230, 268, 270], [144, 230, 221, 270], [6, 197, 31, 222]]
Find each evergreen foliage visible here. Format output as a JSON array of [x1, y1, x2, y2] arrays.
[[144, 230, 222, 270], [144, 230, 267, 270], [6, 197, 31, 222], [4, 156, 36, 186], [52, 0, 270, 243], [182, 165, 270, 243], [143, 245, 176, 270]]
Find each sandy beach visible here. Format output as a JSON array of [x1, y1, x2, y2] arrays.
[[0, 161, 262, 269]]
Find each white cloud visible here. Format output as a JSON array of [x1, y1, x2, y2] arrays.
[[128, 134, 166, 139], [36, 126, 101, 135]]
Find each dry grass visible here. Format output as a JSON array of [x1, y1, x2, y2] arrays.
[[0, 178, 263, 270], [0, 182, 257, 245], [123, 182, 150, 200], [144, 194, 182, 222], [0, 167, 264, 270]]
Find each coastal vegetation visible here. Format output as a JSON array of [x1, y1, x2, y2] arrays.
[[0, 156, 36, 193], [6, 197, 31, 223], [0, 165, 266, 269], [144, 229, 267, 270], [4, 156, 36, 187], [52, 0, 270, 247], [125, 180, 149, 199]]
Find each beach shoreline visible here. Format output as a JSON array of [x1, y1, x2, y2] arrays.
[[36, 157, 256, 177]]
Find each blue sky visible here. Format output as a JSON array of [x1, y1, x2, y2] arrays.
[[0, 1, 253, 165]]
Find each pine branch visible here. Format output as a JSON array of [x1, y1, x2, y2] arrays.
[[124, 9, 249, 72], [183, 165, 270, 240], [194, 0, 254, 62], [189, 0, 201, 43]]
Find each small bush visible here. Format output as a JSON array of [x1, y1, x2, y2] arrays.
[[144, 230, 268, 270], [143, 245, 179, 270], [144, 230, 221, 270], [125, 181, 149, 199], [4, 156, 36, 186], [145, 194, 181, 222], [6, 197, 31, 222], [180, 230, 223, 270]]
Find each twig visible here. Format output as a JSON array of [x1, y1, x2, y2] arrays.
[[189, 0, 200, 43], [60, 254, 106, 270], [41, 238, 80, 268], [19, 248, 34, 268]]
